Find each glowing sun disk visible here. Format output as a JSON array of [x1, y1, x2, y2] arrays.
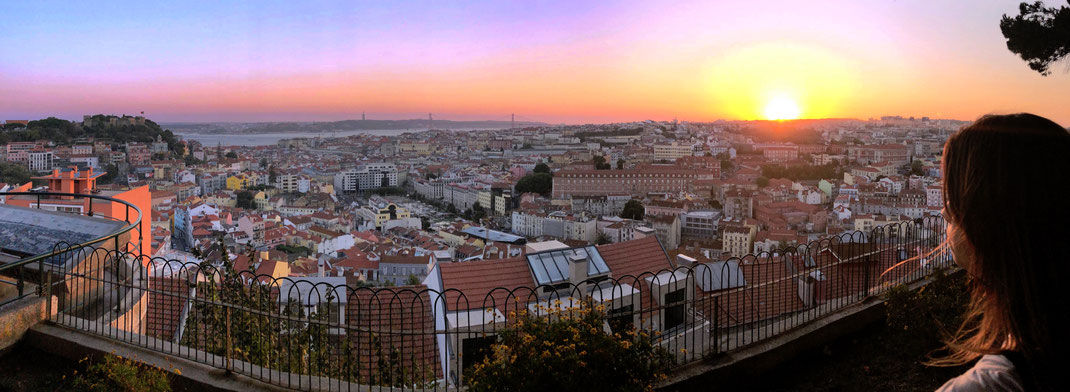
[[764, 95, 801, 120]]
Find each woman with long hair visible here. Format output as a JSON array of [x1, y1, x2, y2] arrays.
[[936, 113, 1070, 391]]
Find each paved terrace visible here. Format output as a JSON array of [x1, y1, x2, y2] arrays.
[[0, 203, 125, 264]]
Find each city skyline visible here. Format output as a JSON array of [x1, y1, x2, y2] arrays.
[[3, 1, 1070, 124]]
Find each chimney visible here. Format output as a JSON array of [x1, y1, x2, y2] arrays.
[[676, 254, 696, 267], [568, 253, 588, 288], [318, 259, 325, 277]]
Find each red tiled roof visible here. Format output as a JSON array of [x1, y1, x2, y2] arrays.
[[438, 257, 534, 312], [596, 236, 675, 323], [145, 276, 191, 342], [335, 253, 379, 270], [345, 287, 442, 381], [694, 257, 806, 328], [380, 254, 430, 265], [232, 254, 252, 273], [596, 235, 673, 279]]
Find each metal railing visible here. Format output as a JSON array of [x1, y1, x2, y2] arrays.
[[7, 201, 948, 390], [0, 191, 143, 308]]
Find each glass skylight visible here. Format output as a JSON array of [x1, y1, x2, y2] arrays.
[[525, 246, 611, 286]]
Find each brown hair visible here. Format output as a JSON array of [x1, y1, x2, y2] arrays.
[[935, 113, 1070, 389]]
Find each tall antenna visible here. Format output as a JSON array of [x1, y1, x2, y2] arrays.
[[362, 112, 365, 121], [428, 113, 433, 130], [511, 113, 515, 130]]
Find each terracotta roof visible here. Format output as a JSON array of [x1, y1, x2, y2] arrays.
[[345, 288, 442, 381], [145, 276, 192, 343], [438, 257, 534, 311], [693, 256, 805, 328], [254, 259, 282, 278], [595, 236, 675, 322], [232, 254, 253, 273], [380, 254, 430, 265], [335, 253, 379, 270]]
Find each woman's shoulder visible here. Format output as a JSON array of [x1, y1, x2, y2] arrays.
[[936, 354, 1024, 392]]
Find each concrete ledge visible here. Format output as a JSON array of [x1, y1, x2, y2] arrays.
[[0, 294, 54, 352], [24, 323, 291, 392]]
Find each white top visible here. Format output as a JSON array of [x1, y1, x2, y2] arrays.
[[936, 355, 1023, 392]]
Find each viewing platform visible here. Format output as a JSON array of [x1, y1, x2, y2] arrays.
[[0, 190, 952, 391]]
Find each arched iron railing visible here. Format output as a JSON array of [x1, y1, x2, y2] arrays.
[[0, 191, 143, 307], [9, 206, 949, 391]]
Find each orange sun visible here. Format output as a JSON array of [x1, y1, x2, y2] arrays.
[[763, 94, 801, 120]]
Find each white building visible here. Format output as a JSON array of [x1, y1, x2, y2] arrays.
[[69, 154, 100, 169], [512, 210, 598, 244], [511, 210, 546, 238], [27, 150, 54, 172], [681, 210, 719, 241], [443, 184, 478, 211], [317, 233, 356, 257], [414, 180, 444, 200], [797, 188, 824, 205], [276, 173, 311, 194], [334, 163, 398, 193], [926, 184, 942, 207]]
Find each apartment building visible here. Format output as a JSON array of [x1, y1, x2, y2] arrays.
[[552, 165, 716, 199], [27, 149, 55, 172], [722, 224, 757, 258], [275, 173, 310, 193], [681, 210, 720, 241], [334, 163, 398, 193], [5, 142, 37, 163], [761, 145, 799, 162], [653, 142, 694, 161], [846, 144, 911, 166]]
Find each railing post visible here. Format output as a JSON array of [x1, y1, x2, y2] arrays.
[[45, 260, 51, 319], [125, 205, 131, 254], [39, 257, 52, 320], [15, 265, 24, 298], [225, 305, 234, 372], [864, 231, 874, 300], [713, 299, 720, 355]]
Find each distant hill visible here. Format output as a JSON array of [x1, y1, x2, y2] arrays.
[[162, 119, 547, 134], [0, 115, 183, 155]]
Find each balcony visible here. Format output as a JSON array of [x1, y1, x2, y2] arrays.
[[0, 194, 953, 390]]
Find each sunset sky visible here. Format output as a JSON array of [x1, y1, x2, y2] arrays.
[[1, 1, 1068, 124]]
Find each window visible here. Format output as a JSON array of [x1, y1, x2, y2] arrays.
[[316, 302, 342, 324], [664, 289, 686, 331]]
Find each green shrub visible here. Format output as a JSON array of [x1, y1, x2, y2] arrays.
[[466, 301, 674, 392], [68, 354, 175, 392]]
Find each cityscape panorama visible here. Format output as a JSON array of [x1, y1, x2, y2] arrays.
[[1, 1, 1068, 391]]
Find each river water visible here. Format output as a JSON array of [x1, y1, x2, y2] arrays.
[[175, 129, 431, 147]]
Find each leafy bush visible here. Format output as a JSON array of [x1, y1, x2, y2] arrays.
[[621, 199, 644, 220], [68, 354, 175, 392], [466, 301, 673, 392], [515, 172, 553, 196]]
